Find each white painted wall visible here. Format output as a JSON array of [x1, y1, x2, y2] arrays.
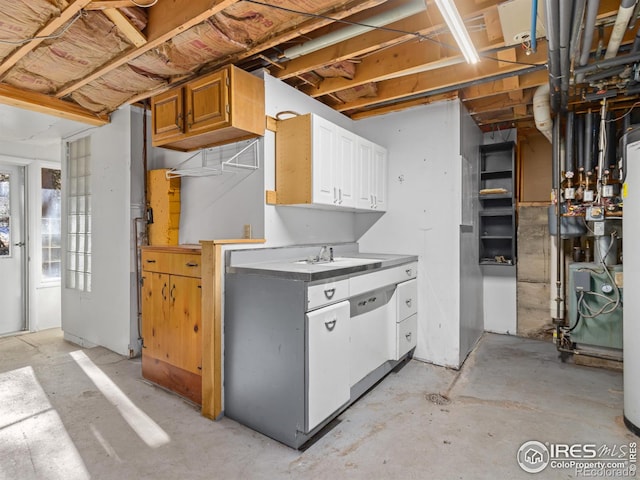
[[262, 72, 357, 247], [62, 107, 135, 356], [354, 100, 467, 368]]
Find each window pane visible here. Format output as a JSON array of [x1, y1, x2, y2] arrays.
[[0, 173, 10, 257], [42, 168, 61, 281]]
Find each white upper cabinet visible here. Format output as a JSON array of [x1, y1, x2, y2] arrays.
[[275, 112, 386, 212]]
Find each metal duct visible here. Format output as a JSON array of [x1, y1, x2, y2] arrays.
[[533, 84, 553, 142], [282, 0, 425, 60], [544, 0, 561, 111], [576, 0, 601, 83], [566, 111, 575, 172], [604, 0, 637, 59]]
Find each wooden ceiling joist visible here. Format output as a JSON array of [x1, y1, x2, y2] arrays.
[[55, 0, 243, 99], [461, 69, 548, 101], [333, 43, 548, 112], [465, 89, 535, 116], [103, 8, 147, 47], [85, 0, 156, 9], [0, 0, 94, 77], [0, 83, 108, 125]]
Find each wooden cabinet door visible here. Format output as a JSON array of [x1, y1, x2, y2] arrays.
[[141, 272, 170, 360], [184, 70, 230, 135], [152, 87, 183, 143], [168, 275, 202, 375], [306, 300, 350, 432]]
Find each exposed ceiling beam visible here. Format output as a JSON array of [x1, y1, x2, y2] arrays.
[[0, 83, 108, 125], [335, 42, 548, 112], [349, 91, 459, 120], [0, 0, 94, 77], [461, 69, 548, 101], [86, 0, 156, 9], [55, 0, 243, 98], [465, 89, 535, 116], [103, 8, 147, 47]]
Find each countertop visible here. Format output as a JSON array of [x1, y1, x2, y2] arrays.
[[226, 252, 418, 282]]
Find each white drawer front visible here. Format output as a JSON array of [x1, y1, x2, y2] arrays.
[[307, 279, 349, 311], [350, 262, 417, 297], [395, 314, 417, 360], [397, 279, 417, 321]]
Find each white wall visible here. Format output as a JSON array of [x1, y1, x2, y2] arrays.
[[354, 100, 466, 368], [62, 107, 135, 356], [262, 72, 358, 247]]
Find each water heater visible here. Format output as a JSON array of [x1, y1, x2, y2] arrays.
[[623, 128, 640, 436]]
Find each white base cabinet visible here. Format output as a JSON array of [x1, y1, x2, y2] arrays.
[[307, 300, 350, 431]]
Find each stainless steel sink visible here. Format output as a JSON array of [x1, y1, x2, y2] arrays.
[[293, 257, 380, 268]]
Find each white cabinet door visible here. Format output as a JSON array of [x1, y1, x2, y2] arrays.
[[334, 126, 356, 208], [306, 300, 350, 432], [312, 115, 336, 206], [356, 137, 374, 210], [372, 144, 387, 211]]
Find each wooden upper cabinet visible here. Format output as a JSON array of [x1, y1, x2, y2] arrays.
[[151, 65, 265, 152], [152, 88, 183, 143]]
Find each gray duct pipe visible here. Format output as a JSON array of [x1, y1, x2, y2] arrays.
[[545, 0, 561, 111], [605, 0, 637, 59], [570, 0, 587, 59], [633, 28, 640, 52], [577, 114, 586, 170], [585, 111, 594, 171], [559, 1, 573, 109], [553, 116, 563, 322], [575, 50, 640, 75], [577, 0, 601, 83], [566, 112, 575, 173]]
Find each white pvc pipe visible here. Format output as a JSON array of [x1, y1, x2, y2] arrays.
[[604, 0, 637, 59], [282, 0, 425, 60], [533, 84, 553, 143]]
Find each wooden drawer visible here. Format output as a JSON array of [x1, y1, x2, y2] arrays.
[[307, 278, 350, 311], [397, 279, 417, 321], [395, 314, 417, 360], [141, 250, 201, 277]]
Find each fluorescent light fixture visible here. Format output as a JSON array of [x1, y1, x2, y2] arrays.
[[434, 0, 480, 64]]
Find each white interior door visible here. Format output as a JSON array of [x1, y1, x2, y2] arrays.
[[0, 164, 26, 335]]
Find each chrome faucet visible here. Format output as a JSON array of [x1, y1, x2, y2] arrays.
[[317, 245, 334, 263]]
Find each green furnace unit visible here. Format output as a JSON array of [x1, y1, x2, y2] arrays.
[[567, 262, 623, 351]]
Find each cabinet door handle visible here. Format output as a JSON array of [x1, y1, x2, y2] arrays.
[[370, 194, 374, 208], [324, 288, 336, 299], [170, 285, 176, 303], [162, 283, 167, 301], [324, 319, 337, 331], [405, 298, 412, 308], [405, 332, 412, 342], [333, 187, 337, 203], [186, 262, 198, 267], [338, 188, 342, 204], [405, 268, 412, 276], [146, 259, 156, 263]]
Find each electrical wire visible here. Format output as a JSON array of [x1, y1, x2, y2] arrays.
[[0, 10, 86, 45], [243, 0, 544, 67], [605, 101, 640, 122], [130, 0, 159, 7]]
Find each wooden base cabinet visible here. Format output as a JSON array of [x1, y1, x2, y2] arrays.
[[141, 245, 202, 404]]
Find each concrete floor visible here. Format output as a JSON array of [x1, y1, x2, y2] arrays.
[[0, 329, 635, 480]]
